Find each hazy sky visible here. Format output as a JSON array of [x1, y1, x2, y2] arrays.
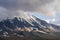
[[0, 0, 60, 24]]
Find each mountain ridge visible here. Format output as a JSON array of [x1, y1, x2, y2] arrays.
[[0, 15, 60, 40]]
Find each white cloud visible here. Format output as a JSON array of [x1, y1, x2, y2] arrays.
[[51, 18, 56, 22], [45, 18, 56, 23], [45, 20, 50, 23]]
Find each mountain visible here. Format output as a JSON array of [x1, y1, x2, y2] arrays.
[[0, 15, 60, 40]]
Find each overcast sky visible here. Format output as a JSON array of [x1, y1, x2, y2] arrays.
[[0, 0, 60, 24]]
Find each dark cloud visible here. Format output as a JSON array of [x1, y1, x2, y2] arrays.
[[0, 0, 53, 11]]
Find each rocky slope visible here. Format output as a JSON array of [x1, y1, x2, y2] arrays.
[[0, 15, 60, 40]]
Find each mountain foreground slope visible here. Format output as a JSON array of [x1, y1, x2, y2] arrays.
[[0, 15, 60, 40]]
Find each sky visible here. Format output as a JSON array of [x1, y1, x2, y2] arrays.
[[0, 0, 60, 25], [33, 13, 59, 24]]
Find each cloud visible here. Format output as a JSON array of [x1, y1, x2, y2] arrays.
[[0, 7, 26, 21], [45, 20, 50, 23], [45, 18, 56, 23], [0, 0, 60, 20], [0, 0, 53, 10], [0, 7, 8, 20]]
